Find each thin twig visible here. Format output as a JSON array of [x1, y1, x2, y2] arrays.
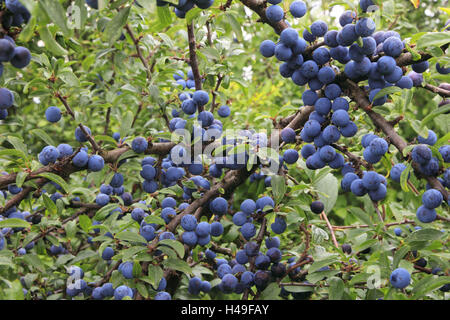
[[124, 24, 151, 80], [321, 212, 339, 248], [187, 22, 203, 96]]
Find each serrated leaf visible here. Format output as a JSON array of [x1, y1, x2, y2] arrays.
[[15, 171, 28, 188], [412, 276, 450, 299], [119, 110, 134, 141], [38, 173, 69, 193], [393, 245, 410, 269], [271, 175, 286, 204], [38, 26, 68, 56], [42, 194, 57, 216], [421, 104, 450, 125], [373, 86, 402, 100], [78, 215, 91, 233], [400, 163, 412, 192], [104, 7, 131, 46], [348, 207, 373, 227], [115, 231, 147, 244], [162, 257, 192, 274], [40, 0, 71, 36], [313, 173, 338, 213], [94, 203, 119, 221], [406, 229, 445, 243], [146, 264, 163, 289], [259, 282, 281, 300], [30, 129, 56, 146], [157, 239, 185, 258], [409, 119, 429, 138], [417, 32, 450, 49], [0, 218, 30, 229], [328, 277, 345, 300], [309, 255, 340, 273]]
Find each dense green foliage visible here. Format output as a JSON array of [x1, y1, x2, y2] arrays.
[[0, 0, 449, 300]]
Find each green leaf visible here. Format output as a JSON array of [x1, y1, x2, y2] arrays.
[[373, 86, 402, 101], [393, 245, 410, 269], [0, 218, 30, 229], [145, 265, 163, 290], [348, 207, 373, 227], [42, 194, 57, 216], [400, 163, 412, 192], [162, 257, 192, 274], [259, 282, 281, 300], [94, 203, 119, 221], [313, 173, 338, 213], [328, 277, 345, 300], [38, 173, 69, 193], [416, 32, 450, 49], [406, 229, 445, 243], [136, 281, 148, 298], [157, 4, 173, 26], [65, 220, 77, 239], [421, 104, 450, 125], [30, 129, 56, 147], [282, 285, 314, 293], [19, 15, 36, 42], [186, 8, 202, 24], [309, 255, 340, 273], [271, 175, 286, 204], [412, 276, 450, 299], [226, 13, 243, 42], [0, 149, 28, 160], [157, 239, 185, 259], [103, 7, 131, 46], [143, 215, 165, 226], [15, 171, 28, 188], [71, 250, 97, 264], [78, 215, 92, 233], [38, 26, 68, 56], [40, 0, 71, 36], [7, 136, 28, 155], [23, 255, 45, 272], [119, 110, 134, 141], [409, 119, 429, 139], [115, 231, 147, 244]]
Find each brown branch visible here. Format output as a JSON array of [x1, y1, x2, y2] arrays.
[[93, 260, 122, 287], [436, 214, 450, 223], [132, 102, 143, 128], [422, 84, 450, 98], [17, 208, 89, 250], [220, 0, 233, 11], [210, 242, 233, 256], [210, 73, 224, 113], [77, 123, 102, 153], [187, 22, 202, 96], [206, 20, 213, 46], [239, 0, 289, 34], [373, 201, 387, 231], [343, 79, 448, 201], [332, 219, 415, 230], [124, 24, 151, 80], [104, 107, 111, 135], [332, 143, 372, 171], [321, 212, 339, 248], [282, 282, 367, 289]]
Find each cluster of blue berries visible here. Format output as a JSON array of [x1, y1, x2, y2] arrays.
[[341, 169, 387, 201], [0, 34, 31, 120], [1, 0, 30, 29], [361, 133, 388, 164], [156, 0, 214, 19], [187, 235, 299, 296]]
